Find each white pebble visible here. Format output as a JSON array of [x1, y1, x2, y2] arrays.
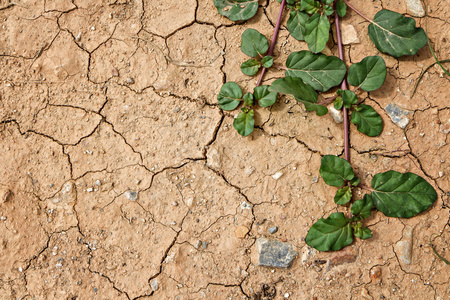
[[272, 171, 283, 180]]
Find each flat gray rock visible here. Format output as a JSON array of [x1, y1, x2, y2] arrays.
[[256, 238, 298, 269], [385, 104, 411, 129]]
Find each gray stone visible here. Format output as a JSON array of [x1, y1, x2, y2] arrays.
[[407, 0, 425, 17], [150, 278, 158, 291], [124, 190, 138, 201], [395, 225, 414, 268], [268, 226, 278, 234], [256, 238, 298, 269], [385, 104, 411, 129]]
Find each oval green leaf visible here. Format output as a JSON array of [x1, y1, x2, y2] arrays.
[[304, 13, 330, 54], [287, 10, 309, 41], [351, 194, 374, 219], [351, 104, 383, 137], [285, 51, 347, 92], [301, 0, 320, 14], [342, 90, 357, 108], [371, 171, 437, 218], [243, 92, 254, 106], [368, 9, 427, 58], [254, 85, 278, 107], [354, 226, 372, 240], [305, 212, 353, 251], [347, 56, 387, 91], [334, 97, 343, 110], [334, 186, 352, 205], [233, 109, 255, 136], [323, 4, 333, 16], [269, 77, 328, 116], [217, 82, 242, 110], [261, 55, 274, 68], [319, 155, 355, 187], [336, 0, 347, 17], [241, 59, 261, 76], [241, 28, 269, 57], [213, 0, 259, 21]]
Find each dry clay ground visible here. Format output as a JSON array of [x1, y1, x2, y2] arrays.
[[0, 0, 449, 299]]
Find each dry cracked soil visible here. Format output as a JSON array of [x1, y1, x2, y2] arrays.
[[0, 0, 450, 299]]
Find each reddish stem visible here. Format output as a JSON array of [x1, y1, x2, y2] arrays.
[[342, 0, 372, 23], [334, 5, 350, 162], [256, 0, 286, 86]]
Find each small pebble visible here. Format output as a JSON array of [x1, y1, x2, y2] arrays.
[[202, 241, 209, 249], [172, 201, 178, 206], [124, 191, 138, 201], [150, 278, 158, 291], [268, 226, 278, 234], [284, 293, 290, 298], [111, 68, 119, 77], [126, 77, 134, 84], [272, 172, 283, 180]]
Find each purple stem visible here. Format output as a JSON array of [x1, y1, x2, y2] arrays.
[[256, 0, 286, 87], [334, 6, 350, 162], [342, 0, 372, 23]]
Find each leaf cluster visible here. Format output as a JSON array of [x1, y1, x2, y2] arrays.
[[306, 155, 437, 251]]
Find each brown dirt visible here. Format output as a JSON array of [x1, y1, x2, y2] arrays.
[[1, 0, 449, 299]]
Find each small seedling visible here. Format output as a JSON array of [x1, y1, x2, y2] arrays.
[[214, 0, 437, 251]]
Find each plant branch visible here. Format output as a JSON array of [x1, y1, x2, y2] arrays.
[[342, 0, 372, 23], [334, 7, 350, 162], [256, 0, 286, 86]]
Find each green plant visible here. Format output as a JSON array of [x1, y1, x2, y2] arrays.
[[214, 0, 437, 251]]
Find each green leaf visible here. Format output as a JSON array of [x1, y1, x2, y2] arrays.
[[217, 82, 242, 110], [342, 90, 357, 108], [240, 59, 261, 76], [304, 13, 330, 54], [347, 56, 387, 91], [213, 0, 259, 21], [241, 28, 269, 57], [303, 102, 328, 116], [261, 55, 274, 68], [323, 4, 334, 16], [301, 0, 320, 14], [305, 212, 353, 251], [268, 77, 328, 116], [354, 226, 372, 239], [350, 177, 360, 186], [319, 155, 355, 187], [254, 85, 277, 107], [351, 194, 374, 219], [351, 104, 383, 137], [334, 186, 352, 205], [334, 97, 343, 110], [287, 10, 309, 41], [285, 51, 347, 92], [233, 109, 255, 136], [243, 92, 254, 106], [368, 9, 427, 57], [336, 0, 346, 17], [371, 171, 437, 218]]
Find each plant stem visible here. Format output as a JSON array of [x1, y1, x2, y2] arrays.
[[342, 0, 372, 23], [334, 8, 350, 162], [256, 0, 286, 87]]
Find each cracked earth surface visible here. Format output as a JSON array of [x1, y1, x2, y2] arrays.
[[0, 0, 449, 299]]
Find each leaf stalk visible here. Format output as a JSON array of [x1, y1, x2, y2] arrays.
[[342, 0, 372, 23], [334, 6, 350, 162], [256, 0, 286, 86]]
